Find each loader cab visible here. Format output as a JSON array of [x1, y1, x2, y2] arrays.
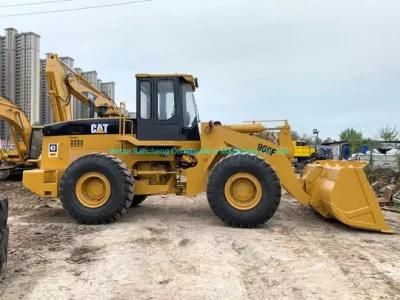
[[135, 74, 200, 141]]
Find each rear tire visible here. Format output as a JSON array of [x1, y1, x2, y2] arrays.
[[0, 198, 8, 227], [60, 153, 134, 224], [0, 198, 8, 281], [130, 195, 147, 207], [207, 154, 281, 228]]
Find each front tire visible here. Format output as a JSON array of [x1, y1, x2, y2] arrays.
[[60, 153, 134, 224], [207, 154, 281, 228]]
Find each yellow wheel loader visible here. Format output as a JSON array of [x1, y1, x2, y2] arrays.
[[22, 72, 392, 233]]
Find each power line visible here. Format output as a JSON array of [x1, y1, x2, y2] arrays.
[[0, 0, 73, 8], [0, 0, 152, 17]]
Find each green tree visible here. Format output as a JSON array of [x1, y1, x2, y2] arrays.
[[339, 128, 363, 153], [362, 138, 379, 168], [362, 138, 380, 149], [378, 125, 398, 141]]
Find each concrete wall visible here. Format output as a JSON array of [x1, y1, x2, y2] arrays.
[[359, 152, 399, 172]]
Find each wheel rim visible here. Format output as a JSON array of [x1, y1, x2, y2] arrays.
[[224, 172, 262, 210], [76, 172, 111, 208]]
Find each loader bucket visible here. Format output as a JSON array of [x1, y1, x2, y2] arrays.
[[302, 161, 393, 233]]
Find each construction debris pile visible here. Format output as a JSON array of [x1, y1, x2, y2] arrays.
[[366, 167, 400, 208]]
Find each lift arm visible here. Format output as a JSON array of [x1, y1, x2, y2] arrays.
[[185, 121, 391, 233], [0, 97, 32, 162], [46, 53, 122, 122]]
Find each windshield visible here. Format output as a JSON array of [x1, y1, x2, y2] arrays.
[[181, 83, 199, 128]]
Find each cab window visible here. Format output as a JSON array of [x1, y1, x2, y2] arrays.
[[140, 81, 151, 119], [182, 83, 198, 128], [157, 80, 176, 120]]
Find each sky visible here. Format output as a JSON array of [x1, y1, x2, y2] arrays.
[[1, 0, 399, 139]]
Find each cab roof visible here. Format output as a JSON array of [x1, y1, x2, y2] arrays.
[[135, 73, 198, 89]]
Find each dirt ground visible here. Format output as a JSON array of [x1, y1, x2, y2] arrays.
[[0, 181, 399, 300]]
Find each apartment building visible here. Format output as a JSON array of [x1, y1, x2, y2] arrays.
[[1, 27, 116, 132], [101, 81, 115, 101], [0, 28, 40, 139]]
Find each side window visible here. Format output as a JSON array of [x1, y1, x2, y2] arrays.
[[29, 129, 43, 159], [140, 81, 151, 119], [157, 80, 176, 120], [182, 83, 197, 128]]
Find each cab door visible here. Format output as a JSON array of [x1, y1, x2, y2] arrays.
[[152, 78, 180, 140], [136, 80, 154, 140], [136, 78, 181, 140]]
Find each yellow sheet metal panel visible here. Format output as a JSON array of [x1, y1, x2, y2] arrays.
[[303, 161, 393, 233], [23, 169, 59, 197]]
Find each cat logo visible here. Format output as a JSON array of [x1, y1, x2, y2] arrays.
[[91, 124, 109, 134], [48, 143, 58, 157]]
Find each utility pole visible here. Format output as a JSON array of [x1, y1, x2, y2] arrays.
[[313, 128, 319, 152]]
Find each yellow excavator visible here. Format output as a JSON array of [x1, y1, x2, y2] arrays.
[[46, 53, 121, 122], [0, 54, 121, 177], [22, 64, 392, 233], [0, 97, 43, 176]]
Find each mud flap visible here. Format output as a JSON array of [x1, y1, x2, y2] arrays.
[[302, 161, 393, 233]]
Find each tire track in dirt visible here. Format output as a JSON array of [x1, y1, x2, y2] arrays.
[[1, 185, 399, 299]]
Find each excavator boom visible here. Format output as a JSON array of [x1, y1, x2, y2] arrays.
[[1, 53, 120, 176], [0, 97, 32, 162], [46, 53, 122, 122]]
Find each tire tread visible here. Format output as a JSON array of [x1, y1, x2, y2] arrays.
[[207, 153, 281, 228], [60, 153, 134, 224]]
